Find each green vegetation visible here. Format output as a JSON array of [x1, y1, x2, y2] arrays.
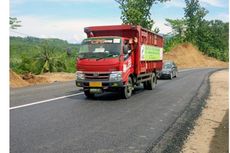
[[115, 0, 228, 62], [10, 17, 21, 29], [10, 36, 79, 74], [115, 0, 169, 30], [164, 0, 229, 62]]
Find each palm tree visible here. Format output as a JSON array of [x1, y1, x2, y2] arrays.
[[36, 41, 67, 74]]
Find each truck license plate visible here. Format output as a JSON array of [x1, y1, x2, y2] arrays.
[[89, 82, 102, 87]]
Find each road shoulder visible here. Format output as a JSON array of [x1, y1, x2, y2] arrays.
[[181, 69, 229, 153], [147, 69, 226, 153]]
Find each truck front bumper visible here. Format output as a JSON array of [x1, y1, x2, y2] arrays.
[[75, 80, 124, 89]]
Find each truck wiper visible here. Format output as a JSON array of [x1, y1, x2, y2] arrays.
[[96, 54, 114, 61], [79, 57, 87, 60], [96, 57, 104, 61]]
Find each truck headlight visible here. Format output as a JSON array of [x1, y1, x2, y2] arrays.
[[109, 71, 122, 81], [76, 71, 85, 80]]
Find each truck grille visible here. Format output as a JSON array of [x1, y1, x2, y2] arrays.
[[84, 72, 110, 81]]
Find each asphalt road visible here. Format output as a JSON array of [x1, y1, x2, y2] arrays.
[[10, 68, 217, 153]]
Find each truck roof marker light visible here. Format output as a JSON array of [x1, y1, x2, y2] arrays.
[[131, 25, 137, 30], [89, 32, 94, 37], [84, 27, 89, 32]]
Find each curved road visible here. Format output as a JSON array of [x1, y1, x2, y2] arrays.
[[10, 68, 217, 153]]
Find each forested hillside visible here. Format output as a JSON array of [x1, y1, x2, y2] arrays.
[[10, 36, 80, 74]]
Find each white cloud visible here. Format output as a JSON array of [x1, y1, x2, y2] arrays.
[[10, 16, 174, 42], [163, 0, 185, 8], [216, 13, 229, 22], [48, 0, 112, 2], [11, 0, 113, 4], [152, 20, 172, 34], [10, 16, 121, 43], [163, 0, 226, 8], [200, 0, 225, 7], [206, 13, 229, 22]]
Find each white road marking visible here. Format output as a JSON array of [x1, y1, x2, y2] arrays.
[[178, 68, 209, 72], [178, 69, 195, 72], [10, 92, 84, 110], [10, 68, 210, 110]]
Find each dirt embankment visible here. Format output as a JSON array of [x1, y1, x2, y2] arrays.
[[10, 43, 228, 88], [10, 70, 75, 88], [164, 43, 228, 68], [23, 72, 75, 84], [10, 70, 30, 88], [181, 70, 229, 153]]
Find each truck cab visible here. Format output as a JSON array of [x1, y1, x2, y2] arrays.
[[76, 36, 134, 98]]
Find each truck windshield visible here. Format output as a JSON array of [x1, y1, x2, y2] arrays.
[[79, 38, 121, 59]]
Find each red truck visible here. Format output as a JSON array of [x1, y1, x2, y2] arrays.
[[76, 25, 163, 99]]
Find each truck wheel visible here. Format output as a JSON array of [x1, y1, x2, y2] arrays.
[[122, 77, 133, 99], [84, 90, 95, 99], [144, 73, 156, 90]]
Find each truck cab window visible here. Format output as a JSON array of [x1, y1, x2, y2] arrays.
[[123, 40, 131, 60], [79, 38, 121, 59]]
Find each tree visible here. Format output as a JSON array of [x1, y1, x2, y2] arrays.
[[115, 0, 169, 30], [184, 0, 208, 43], [197, 20, 229, 61], [10, 17, 21, 29], [209, 20, 228, 52], [163, 19, 186, 52], [153, 27, 160, 33], [165, 18, 187, 38], [36, 41, 67, 73]]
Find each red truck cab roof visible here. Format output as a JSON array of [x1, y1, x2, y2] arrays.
[[84, 24, 163, 37]]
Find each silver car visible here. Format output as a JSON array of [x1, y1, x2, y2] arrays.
[[158, 61, 178, 79]]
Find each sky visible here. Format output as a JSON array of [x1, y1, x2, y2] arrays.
[[10, 0, 229, 43]]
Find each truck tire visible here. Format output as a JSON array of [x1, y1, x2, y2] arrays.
[[122, 76, 133, 99], [84, 90, 95, 99], [144, 73, 156, 90]]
